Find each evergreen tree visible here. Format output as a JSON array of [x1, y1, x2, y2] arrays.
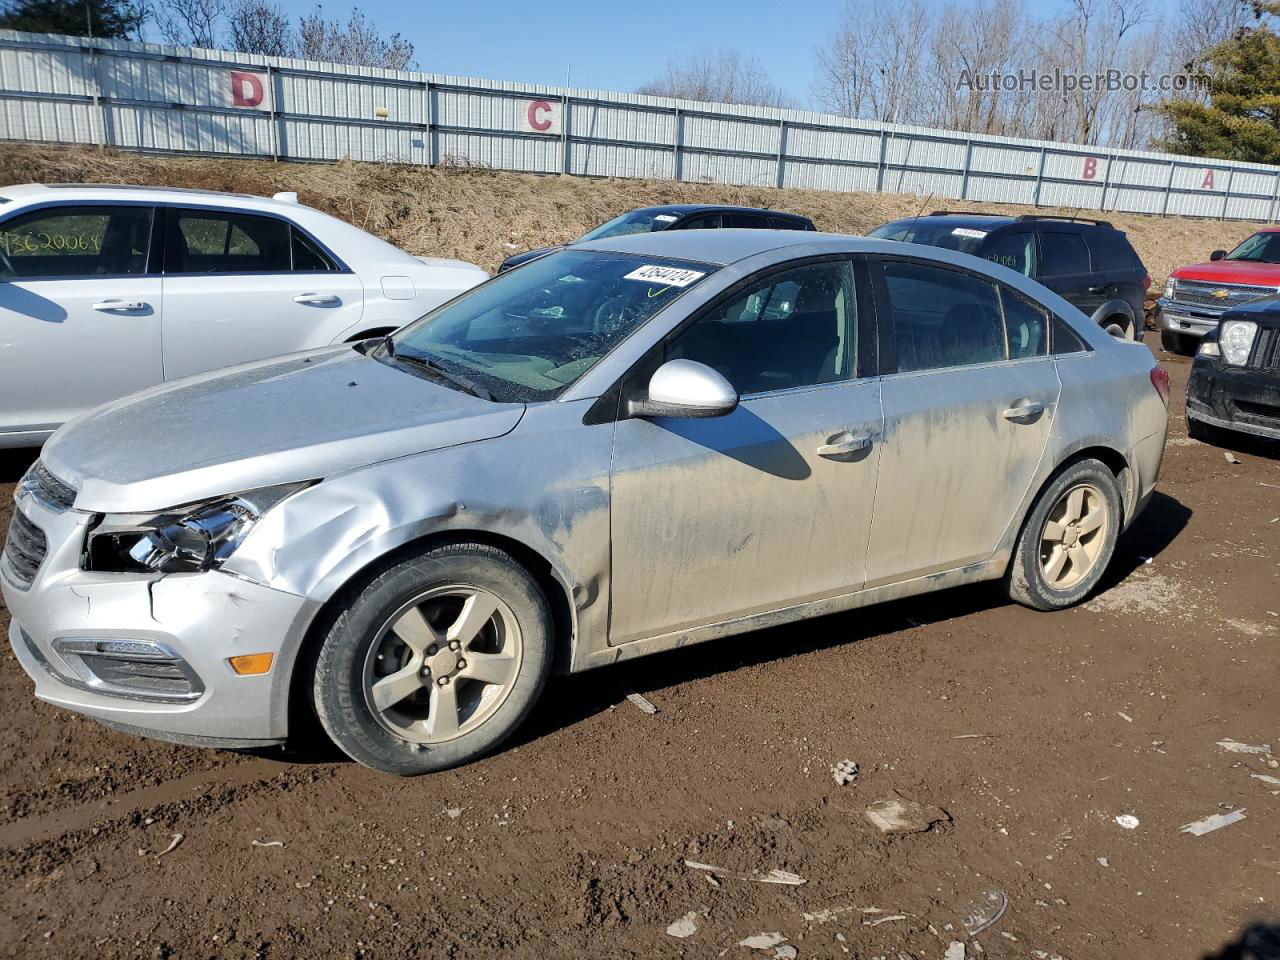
[[0, 0, 144, 38], [1158, 1, 1280, 163]]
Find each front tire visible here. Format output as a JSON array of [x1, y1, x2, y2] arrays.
[[1161, 330, 1191, 355], [1007, 459, 1122, 611], [312, 542, 553, 775]]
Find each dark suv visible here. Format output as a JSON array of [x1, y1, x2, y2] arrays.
[[1187, 297, 1280, 444], [869, 213, 1151, 339], [498, 204, 816, 272]]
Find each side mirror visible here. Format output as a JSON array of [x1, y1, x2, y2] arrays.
[[1210, 249, 1226, 261], [627, 359, 739, 419]]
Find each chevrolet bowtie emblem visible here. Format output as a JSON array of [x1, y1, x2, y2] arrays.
[[1211, 288, 1231, 299]]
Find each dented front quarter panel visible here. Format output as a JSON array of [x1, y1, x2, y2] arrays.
[[224, 398, 614, 666]]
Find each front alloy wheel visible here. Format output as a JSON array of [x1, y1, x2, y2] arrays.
[[312, 542, 552, 775], [364, 586, 523, 744]]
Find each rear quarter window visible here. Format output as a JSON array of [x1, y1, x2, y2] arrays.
[[1084, 229, 1144, 271]]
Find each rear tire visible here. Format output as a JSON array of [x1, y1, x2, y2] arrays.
[[312, 541, 553, 776], [1161, 330, 1191, 355], [1007, 459, 1122, 611]]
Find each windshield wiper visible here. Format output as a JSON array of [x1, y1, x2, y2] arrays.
[[385, 344, 494, 401]]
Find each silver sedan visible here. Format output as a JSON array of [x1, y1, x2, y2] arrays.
[[2, 231, 1170, 775]]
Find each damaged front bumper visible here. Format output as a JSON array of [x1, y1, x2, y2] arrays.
[[2, 491, 320, 748], [1186, 356, 1280, 441]]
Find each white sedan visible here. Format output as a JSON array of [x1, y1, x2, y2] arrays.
[[0, 183, 488, 448]]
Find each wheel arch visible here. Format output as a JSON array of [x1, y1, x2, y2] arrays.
[[1088, 298, 1136, 335], [285, 528, 579, 743], [342, 326, 398, 343]]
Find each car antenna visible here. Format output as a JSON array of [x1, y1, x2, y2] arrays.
[[907, 193, 934, 240]]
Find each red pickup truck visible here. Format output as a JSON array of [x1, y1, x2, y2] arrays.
[[1157, 227, 1280, 353]]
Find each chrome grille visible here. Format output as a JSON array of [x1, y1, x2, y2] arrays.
[[3, 509, 48, 588], [19, 461, 77, 512], [1250, 325, 1280, 371], [1172, 280, 1278, 311]]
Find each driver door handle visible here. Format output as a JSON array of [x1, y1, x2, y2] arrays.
[[817, 434, 873, 460], [294, 293, 339, 305], [1002, 399, 1045, 422], [91, 299, 148, 312]]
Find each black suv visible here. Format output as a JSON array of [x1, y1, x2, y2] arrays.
[[498, 204, 817, 272], [869, 213, 1151, 339]]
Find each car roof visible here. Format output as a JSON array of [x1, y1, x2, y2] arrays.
[[882, 213, 1018, 230], [633, 203, 809, 218], [578, 228, 884, 265], [0, 182, 307, 212]]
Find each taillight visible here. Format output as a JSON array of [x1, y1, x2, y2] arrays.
[[1142, 272, 1152, 291], [1150, 364, 1170, 406]]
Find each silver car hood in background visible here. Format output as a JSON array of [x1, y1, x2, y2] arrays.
[[42, 346, 525, 514]]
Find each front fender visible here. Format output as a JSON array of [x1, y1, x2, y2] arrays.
[[222, 400, 615, 665]]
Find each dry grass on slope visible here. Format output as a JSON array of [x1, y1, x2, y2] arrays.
[[0, 144, 1263, 284]]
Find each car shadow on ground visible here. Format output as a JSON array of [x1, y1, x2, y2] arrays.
[[1203, 922, 1280, 960], [261, 489, 1194, 768], [1205, 430, 1280, 461]]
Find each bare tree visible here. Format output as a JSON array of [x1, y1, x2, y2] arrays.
[[638, 49, 793, 108], [155, 0, 224, 47], [813, 0, 929, 122], [227, 0, 292, 56], [296, 6, 414, 69]]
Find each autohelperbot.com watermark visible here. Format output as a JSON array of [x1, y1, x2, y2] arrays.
[[958, 68, 1210, 95]]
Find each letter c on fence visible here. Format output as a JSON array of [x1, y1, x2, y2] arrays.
[[527, 100, 553, 132], [1082, 157, 1098, 180], [231, 71, 265, 108]]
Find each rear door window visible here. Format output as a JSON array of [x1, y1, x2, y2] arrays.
[[0, 205, 154, 278], [725, 213, 771, 229], [1040, 232, 1091, 276], [880, 260, 1006, 372], [1001, 289, 1049, 359], [165, 209, 293, 273]]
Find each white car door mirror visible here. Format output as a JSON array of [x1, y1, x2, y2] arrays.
[[628, 358, 739, 419]]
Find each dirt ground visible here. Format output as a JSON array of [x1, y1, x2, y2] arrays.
[[1, 344, 1278, 959], [0, 144, 1264, 283]]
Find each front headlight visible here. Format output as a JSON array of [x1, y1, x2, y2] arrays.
[[1163, 277, 1175, 299], [85, 482, 309, 573], [1219, 320, 1257, 366]]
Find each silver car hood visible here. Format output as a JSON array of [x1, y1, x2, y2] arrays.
[[42, 346, 525, 514]]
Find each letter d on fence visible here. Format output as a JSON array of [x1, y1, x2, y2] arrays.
[[229, 70, 267, 109]]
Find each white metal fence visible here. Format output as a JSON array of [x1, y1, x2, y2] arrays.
[[3, 29, 1279, 223]]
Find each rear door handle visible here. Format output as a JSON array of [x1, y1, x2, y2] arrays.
[[816, 433, 873, 460], [1088, 284, 1107, 294], [92, 299, 148, 312], [1002, 399, 1045, 422], [294, 293, 339, 305]]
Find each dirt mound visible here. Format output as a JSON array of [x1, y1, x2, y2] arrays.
[[0, 144, 1260, 284]]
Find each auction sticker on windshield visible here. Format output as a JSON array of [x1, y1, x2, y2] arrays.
[[952, 227, 988, 239], [624, 265, 706, 287]]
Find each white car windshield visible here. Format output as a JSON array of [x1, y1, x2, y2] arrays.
[[384, 250, 717, 402]]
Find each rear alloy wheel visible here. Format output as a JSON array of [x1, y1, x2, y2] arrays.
[[1008, 459, 1122, 611], [1104, 316, 1136, 340], [313, 542, 552, 775]]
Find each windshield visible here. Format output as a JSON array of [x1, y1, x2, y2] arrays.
[[868, 220, 991, 255], [384, 250, 717, 402], [578, 209, 683, 242], [1224, 231, 1280, 264]]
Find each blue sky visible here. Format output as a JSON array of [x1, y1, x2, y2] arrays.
[[215, 0, 1183, 109]]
